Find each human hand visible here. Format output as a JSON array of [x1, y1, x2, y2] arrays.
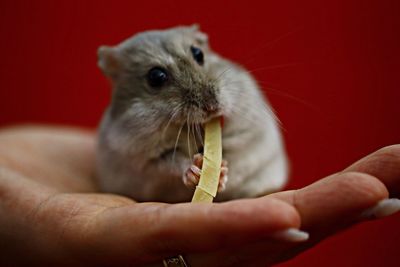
[[0, 126, 398, 266]]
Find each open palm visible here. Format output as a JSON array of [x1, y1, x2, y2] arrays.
[[0, 126, 398, 266]]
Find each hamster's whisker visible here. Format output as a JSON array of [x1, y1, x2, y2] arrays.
[[161, 104, 182, 141], [195, 123, 204, 147], [234, 90, 280, 123], [259, 84, 316, 110], [222, 85, 287, 131], [222, 81, 313, 114], [261, 103, 285, 130], [212, 67, 234, 83], [238, 27, 304, 66], [220, 86, 262, 105], [232, 94, 282, 128], [186, 113, 192, 159], [172, 121, 185, 164], [220, 64, 313, 110], [244, 62, 304, 74], [228, 107, 260, 127], [191, 122, 199, 153], [227, 98, 279, 128]]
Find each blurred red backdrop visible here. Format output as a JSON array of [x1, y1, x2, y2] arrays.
[[0, 0, 399, 266]]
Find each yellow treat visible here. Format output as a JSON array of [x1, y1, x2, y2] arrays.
[[191, 117, 222, 203]]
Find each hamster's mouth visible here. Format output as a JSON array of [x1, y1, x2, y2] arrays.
[[204, 109, 223, 122], [175, 112, 222, 125], [195, 107, 223, 125]]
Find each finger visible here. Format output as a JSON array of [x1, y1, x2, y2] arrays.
[[344, 145, 400, 196], [83, 197, 301, 266], [272, 145, 400, 230], [269, 171, 389, 231], [183, 229, 309, 267], [255, 171, 392, 265]]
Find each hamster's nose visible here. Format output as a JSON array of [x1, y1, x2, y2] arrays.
[[202, 102, 220, 114], [200, 87, 219, 114]]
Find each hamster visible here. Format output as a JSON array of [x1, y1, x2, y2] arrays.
[[96, 25, 288, 203]]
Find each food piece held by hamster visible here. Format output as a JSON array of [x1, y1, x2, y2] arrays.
[[191, 117, 223, 203], [96, 25, 288, 203]]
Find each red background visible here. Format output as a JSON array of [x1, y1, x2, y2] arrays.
[[1, 0, 399, 266]]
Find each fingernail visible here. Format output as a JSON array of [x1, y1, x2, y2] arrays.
[[361, 198, 400, 219], [271, 228, 310, 242]]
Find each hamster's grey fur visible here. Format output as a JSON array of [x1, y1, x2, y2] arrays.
[[96, 25, 288, 203]]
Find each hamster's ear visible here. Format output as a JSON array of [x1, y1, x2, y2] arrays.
[[190, 23, 200, 31], [97, 46, 124, 79], [190, 24, 208, 45]]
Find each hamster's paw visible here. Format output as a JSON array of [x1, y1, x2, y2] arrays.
[[182, 153, 229, 193], [182, 153, 202, 189]]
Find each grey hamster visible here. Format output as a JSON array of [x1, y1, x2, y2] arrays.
[[96, 25, 288, 203]]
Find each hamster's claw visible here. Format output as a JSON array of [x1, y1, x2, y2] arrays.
[[182, 153, 229, 193], [182, 165, 201, 188], [218, 160, 228, 192]]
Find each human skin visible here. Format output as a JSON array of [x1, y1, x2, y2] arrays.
[[0, 126, 398, 266]]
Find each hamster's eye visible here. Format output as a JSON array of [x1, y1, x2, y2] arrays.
[[190, 46, 204, 65], [147, 67, 169, 87]]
